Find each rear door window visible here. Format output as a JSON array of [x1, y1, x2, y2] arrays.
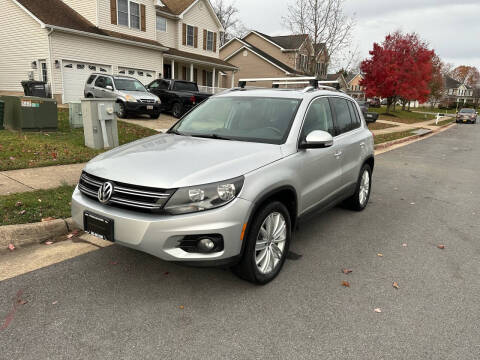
[[347, 101, 361, 129], [330, 97, 353, 135], [86, 75, 96, 85], [94, 76, 106, 88], [301, 97, 335, 140]]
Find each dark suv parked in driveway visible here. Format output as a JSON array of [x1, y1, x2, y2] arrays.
[[84, 74, 161, 119]]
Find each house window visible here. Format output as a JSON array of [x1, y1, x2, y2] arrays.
[[118, 0, 140, 29], [40, 61, 47, 82], [156, 16, 167, 32], [299, 54, 307, 70], [129, 2, 140, 29], [186, 25, 195, 46], [206, 31, 214, 51], [205, 71, 213, 87]]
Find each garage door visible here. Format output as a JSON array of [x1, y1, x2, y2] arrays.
[[62, 61, 112, 103], [118, 67, 155, 85]]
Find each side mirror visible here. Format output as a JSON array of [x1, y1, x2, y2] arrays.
[[299, 130, 333, 149], [365, 112, 379, 123], [106, 85, 113, 91]]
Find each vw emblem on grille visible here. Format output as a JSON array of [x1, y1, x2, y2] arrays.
[[98, 182, 114, 204]]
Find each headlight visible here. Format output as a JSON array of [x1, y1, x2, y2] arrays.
[[125, 95, 137, 103], [164, 176, 244, 215], [155, 97, 161, 104]]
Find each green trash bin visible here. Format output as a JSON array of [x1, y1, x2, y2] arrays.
[[0, 100, 4, 130]]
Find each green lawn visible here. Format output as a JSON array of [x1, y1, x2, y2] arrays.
[[369, 107, 435, 124], [430, 118, 454, 127], [367, 122, 398, 131], [374, 130, 417, 145], [0, 109, 158, 171], [1, 184, 75, 226]]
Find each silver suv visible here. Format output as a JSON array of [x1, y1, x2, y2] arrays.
[[84, 74, 161, 119], [72, 88, 375, 284]]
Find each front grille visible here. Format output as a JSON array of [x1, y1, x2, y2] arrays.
[[78, 172, 176, 212], [140, 98, 155, 104]]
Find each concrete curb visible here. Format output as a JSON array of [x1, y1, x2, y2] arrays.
[[0, 218, 76, 249]]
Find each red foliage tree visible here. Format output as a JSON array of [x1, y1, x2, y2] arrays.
[[360, 32, 435, 112]]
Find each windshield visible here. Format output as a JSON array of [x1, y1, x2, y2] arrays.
[[459, 108, 475, 113], [171, 97, 302, 144], [114, 78, 147, 92], [173, 82, 198, 92]]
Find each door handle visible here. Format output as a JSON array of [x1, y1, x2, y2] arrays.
[[334, 150, 343, 158]]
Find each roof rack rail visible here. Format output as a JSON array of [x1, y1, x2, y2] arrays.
[[238, 77, 342, 92]]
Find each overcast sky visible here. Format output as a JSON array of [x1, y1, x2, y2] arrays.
[[224, 0, 480, 71]]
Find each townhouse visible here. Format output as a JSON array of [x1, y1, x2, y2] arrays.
[[0, 0, 237, 103], [220, 31, 329, 87]]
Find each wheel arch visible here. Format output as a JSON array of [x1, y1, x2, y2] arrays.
[[364, 155, 374, 171]]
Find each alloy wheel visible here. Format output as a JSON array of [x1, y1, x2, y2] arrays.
[[254, 212, 287, 275], [359, 170, 370, 206]]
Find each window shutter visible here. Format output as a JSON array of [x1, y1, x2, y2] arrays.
[[182, 24, 187, 46], [202, 70, 207, 86], [203, 30, 207, 50], [213, 33, 217, 52], [194, 27, 198, 48], [110, 0, 117, 25], [140, 4, 146, 32]]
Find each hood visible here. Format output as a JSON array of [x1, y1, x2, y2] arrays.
[[119, 90, 159, 101], [84, 134, 283, 189]]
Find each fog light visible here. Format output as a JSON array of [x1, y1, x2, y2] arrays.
[[198, 238, 215, 251]]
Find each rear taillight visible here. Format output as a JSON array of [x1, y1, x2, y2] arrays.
[[190, 95, 196, 104]]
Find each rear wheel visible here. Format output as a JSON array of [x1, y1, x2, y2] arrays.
[[172, 103, 183, 118], [232, 201, 291, 284], [344, 164, 372, 211]]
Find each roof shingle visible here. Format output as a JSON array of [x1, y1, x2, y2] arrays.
[[254, 31, 308, 50], [156, 0, 197, 15]]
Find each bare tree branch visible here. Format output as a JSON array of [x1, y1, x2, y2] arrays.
[[211, 0, 244, 46]]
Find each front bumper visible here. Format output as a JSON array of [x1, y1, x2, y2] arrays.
[[125, 102, 161, 114], [71, 187, 252, 263]]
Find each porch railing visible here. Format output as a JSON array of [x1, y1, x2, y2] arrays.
[[198, 86, 228, 94]]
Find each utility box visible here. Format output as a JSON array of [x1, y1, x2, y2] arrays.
[[0, 100, 4, 130], [81, 98, 118, 149], [68, 101, 83, 128], [0, 95, 58, 131]]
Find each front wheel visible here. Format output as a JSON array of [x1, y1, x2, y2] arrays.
[[116, 102, 127, 119], [232, 201, 291, 284], [344, 164, 372, 211]]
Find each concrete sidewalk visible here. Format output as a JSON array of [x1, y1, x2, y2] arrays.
[[0, 163, 85, 195]]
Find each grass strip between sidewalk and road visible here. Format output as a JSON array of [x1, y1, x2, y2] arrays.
[[367, 122, 399, 131], [369, 107, 435, 124], [1, 185, 75, 226], [430, 118, 454, 127], [0, 109, 158, 171], [374, 130, 417, 145]]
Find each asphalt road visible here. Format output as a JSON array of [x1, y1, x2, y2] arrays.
[[1, 123, 479, 360]]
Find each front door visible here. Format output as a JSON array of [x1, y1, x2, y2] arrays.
[[164, 64, 172, 79], [297, 97, 343, 214]]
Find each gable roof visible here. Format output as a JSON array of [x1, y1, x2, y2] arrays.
[[444, 75, 464, 89], [248, 31, 308, 51], [156, 0, 197, 15], [224, 38, 302, 75], [15, 0, 167, 49], [346, 73, 363, 84], [165, 48, 237, 69]]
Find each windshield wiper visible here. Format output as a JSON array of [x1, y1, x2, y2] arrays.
[[189, 133, 232, 140]]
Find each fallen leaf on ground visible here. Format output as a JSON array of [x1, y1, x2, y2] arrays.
[[8, 243, 16, 251], [374, 308, 382, 313], [437, 244, 445, 249], [45, 241, 53, 245], [342, 269, 353, 274], [52, 301, 58, 305], [15, 201, 23, 207], [377, 253, 383, 257], [42, 217, 56, 222], [109, 261, 118, 265], [410, 202, 415, 205], [37, 199, 42, 203], [402, 243, 407, 247], [393, 282, 400, 289], [9, 156, 15, 160], [341, 281, 350, 287], [17, 299, 28, 305]]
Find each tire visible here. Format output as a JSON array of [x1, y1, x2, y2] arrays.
[[86, 93, 94, 98], [232, 201, 291, 285], [116, 102, 127, 119], [149, 112, 161, 119], [172, 103, 183, 118], [344, 163, 372, 211]]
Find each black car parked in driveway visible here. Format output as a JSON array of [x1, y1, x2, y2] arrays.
[[146, 79, 212, 118]]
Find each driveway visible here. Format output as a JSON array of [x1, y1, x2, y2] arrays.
[[121, 113, 177, 132], [1, 124, 479, 359]]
